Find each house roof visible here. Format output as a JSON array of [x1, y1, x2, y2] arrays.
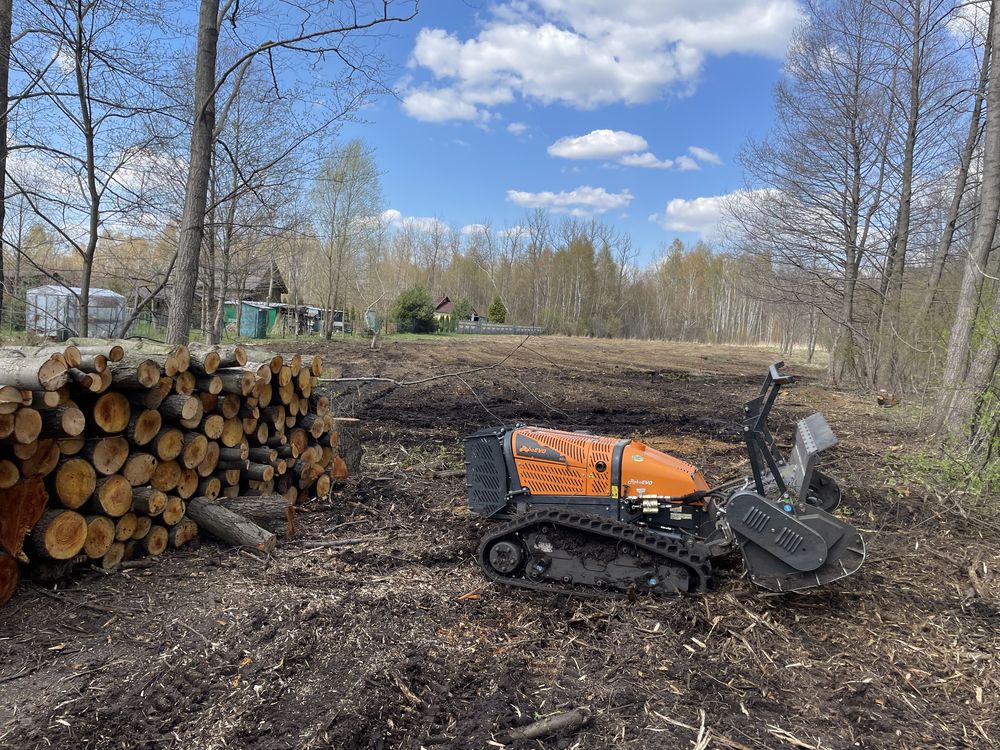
[[434, 296, 454, 314]]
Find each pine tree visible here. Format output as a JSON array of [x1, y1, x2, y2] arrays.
[[488, 295, 507, 324]]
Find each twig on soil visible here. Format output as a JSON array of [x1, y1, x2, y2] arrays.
[[498, 708, 591, 742]]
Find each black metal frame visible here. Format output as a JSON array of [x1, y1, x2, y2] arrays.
[[743, 362, 794, 495]]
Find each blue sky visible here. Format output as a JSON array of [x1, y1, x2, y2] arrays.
[[338, 0, 800, 261]]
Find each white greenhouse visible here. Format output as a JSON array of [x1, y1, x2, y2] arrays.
[[26, 285, 127, 339]]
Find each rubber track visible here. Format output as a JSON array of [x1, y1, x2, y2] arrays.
[[477, 509, 714, 597]]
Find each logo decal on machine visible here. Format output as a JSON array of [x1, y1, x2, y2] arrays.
[[514, 435, 565, 463]]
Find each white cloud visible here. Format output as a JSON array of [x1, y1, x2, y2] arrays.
[[650, 189, 769, 237], [620, 152, 673, 169], [507, 121, 529, 135], [507, 185, 633, 216], [382, 208, 448, 233], [548, 129, 648, 160], [688, 146, 722, 165], [461, 223, 487, 235], [402, 1, 803, 121], [675, 154, 700, 171]]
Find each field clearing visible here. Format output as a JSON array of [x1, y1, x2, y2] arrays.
[[0, 335, 996, 749]]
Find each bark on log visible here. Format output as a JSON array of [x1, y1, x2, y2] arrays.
[[216, 369, 255, 396], [186, 496, 276, 553], [218, 494, 292, 534], [331, 418, 363, 476], [0, 355, 68, 391], [106, 357, 160, 389], [187, 345, 221, 375], [198, 476, 221, 500], [29, 509, 87, 560], [83, 515, 115, 559], [77, 353, 108, 374], [161, 395, 201, 423], [215, 345, 248, 368], [244, 462, 274, 482], [82, 436, 129, 475], [196, 375, 223, 395], [132, 486, 167, 515], [0, 478, 49, 557], [30, 388, 64, 409], [38, 404, 85, 438], [0, 552, 19, 606]]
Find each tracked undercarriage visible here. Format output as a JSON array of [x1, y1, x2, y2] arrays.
[[464, 363, 865, 597]]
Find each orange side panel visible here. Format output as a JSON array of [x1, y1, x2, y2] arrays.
[[620, 441, 709, 501], [511, 427, 617, 497]]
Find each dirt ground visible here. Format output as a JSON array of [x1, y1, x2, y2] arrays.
[[0, 335, 996, 750]]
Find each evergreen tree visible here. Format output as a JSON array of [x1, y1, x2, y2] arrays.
[[488, 295, 507, 324]]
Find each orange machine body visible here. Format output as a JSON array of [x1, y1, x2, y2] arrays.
[[510, 427, 709, 502]]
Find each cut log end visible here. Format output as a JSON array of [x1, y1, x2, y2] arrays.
[[31, 510, 88, 560], [83, 515, 116, 559]]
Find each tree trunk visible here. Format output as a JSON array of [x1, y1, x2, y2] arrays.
[[166, 0, 221, 345], [935, 10, 1000, 431], [0, 0, 10, 327]]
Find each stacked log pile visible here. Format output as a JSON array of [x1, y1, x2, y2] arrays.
[[0, 340, 360, 605]]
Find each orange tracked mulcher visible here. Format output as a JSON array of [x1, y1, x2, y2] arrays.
[[464, 362, 865, 596]]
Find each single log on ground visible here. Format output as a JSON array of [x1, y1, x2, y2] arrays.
[[141, 525, 168, 556], [180, 432, 209, 469], [151, 427, 184, 461], [331, 418, 363, 476], [0, 478, 49, 556], [0, 356, 68, 391], [83, 515, 115, 559], [151, 459, 181, 491], [161, 496, 186, 526], [21, 439, 61, 477], [132, 515, 152, 541], [107, 357, 160, 389], [219, 494, 294, 535], [82, 436, 129, 475], [168, 518, 198, 547], [38, 404, 86, 438], [91, 392, 130, 433], [54, 458, 97, 508], [114, 512, 138, 541], [99, 541, 125, 569], [132, 486, 167, 515], [0, 552, 19, 606], [29, 509, 87, 560], [197, 441, 220, 477], [127, 409, 162, 446], [89, 475, 132, 517], [499, 710, 591, 743], [186, 497, 276, 553], [122, 452, 158, 486], [176, 468, 198, 499]]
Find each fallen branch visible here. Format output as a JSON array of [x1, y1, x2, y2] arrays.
[[499, 708, 591, 743]]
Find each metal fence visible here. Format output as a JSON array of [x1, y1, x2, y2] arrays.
[[457, 321, 544, 335]]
